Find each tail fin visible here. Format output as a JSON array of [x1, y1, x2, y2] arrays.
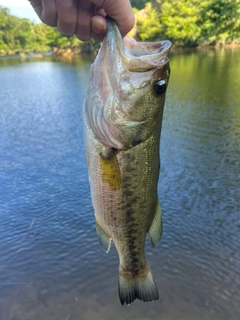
[[118, 264, 159, 305]]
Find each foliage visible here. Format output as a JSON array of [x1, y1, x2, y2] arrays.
[[134, 2, 163, 41], [159, 0, 202, 46], [0, 6, 49, 53], [0, 6, 81, 54], [199, 0, 240, 45], [135, 0, 240, 46], [130, 0, 149, 10], [0, 6, 101, 55]]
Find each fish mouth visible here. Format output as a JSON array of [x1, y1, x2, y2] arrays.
[[106, 17, 171, 72]]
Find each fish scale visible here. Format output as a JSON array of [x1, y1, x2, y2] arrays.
[[83, 18, 171, 305]]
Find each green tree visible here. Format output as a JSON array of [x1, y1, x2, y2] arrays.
[[199, 0, 240, 45], [133, 2, 162, 41], [132, 0, 240, 46], [130, 0, 149, 10], [159, 0, 202, 46], [0, 6, 49, 53]]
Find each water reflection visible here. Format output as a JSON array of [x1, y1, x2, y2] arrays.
[[0, 49, 239, 319]]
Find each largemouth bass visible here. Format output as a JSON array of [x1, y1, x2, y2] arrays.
[[83, 18, 171, 305]]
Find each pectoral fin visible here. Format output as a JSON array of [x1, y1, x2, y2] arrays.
[[100, 148, 121, 190], [148, 202, 163, 248], [96, 220, 111, 253]]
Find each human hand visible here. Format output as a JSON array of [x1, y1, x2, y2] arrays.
[[29, 0, 134, 41]]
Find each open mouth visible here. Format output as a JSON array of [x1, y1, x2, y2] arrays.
[[123, 38, 172, 72], [105, 18, 171, 73], [123, 39, 171, 58]]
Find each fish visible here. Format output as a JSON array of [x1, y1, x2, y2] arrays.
[[83, 18, 171, 305]]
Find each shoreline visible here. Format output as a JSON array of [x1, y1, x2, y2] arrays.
[[0, 42, 240, 59]]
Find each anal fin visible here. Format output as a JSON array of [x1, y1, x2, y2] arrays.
[[96, 220, 111, 253], [148, 202, 163, 248]]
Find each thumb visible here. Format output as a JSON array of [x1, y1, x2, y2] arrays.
[[90, 0, 134, 37]]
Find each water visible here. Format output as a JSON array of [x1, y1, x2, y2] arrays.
[[0, 49, 239, 319]]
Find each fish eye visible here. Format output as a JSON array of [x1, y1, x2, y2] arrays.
[[154, 80, 167, 95]]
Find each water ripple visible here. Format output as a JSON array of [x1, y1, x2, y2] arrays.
[[0, 52, 239, 319]]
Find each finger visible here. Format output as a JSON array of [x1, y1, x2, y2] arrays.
[[91, 14, 107, 41], [56, 0, 78, 36], [96, 8, 106, 17], [90, 0, 134, 37], [75, 0, 95, 41], [41, 0, 57, 27], [29, 0, 57, 26], [28, 0, 43, 19]]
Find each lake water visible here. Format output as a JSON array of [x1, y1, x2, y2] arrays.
[[0, 48, 239, 320]]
